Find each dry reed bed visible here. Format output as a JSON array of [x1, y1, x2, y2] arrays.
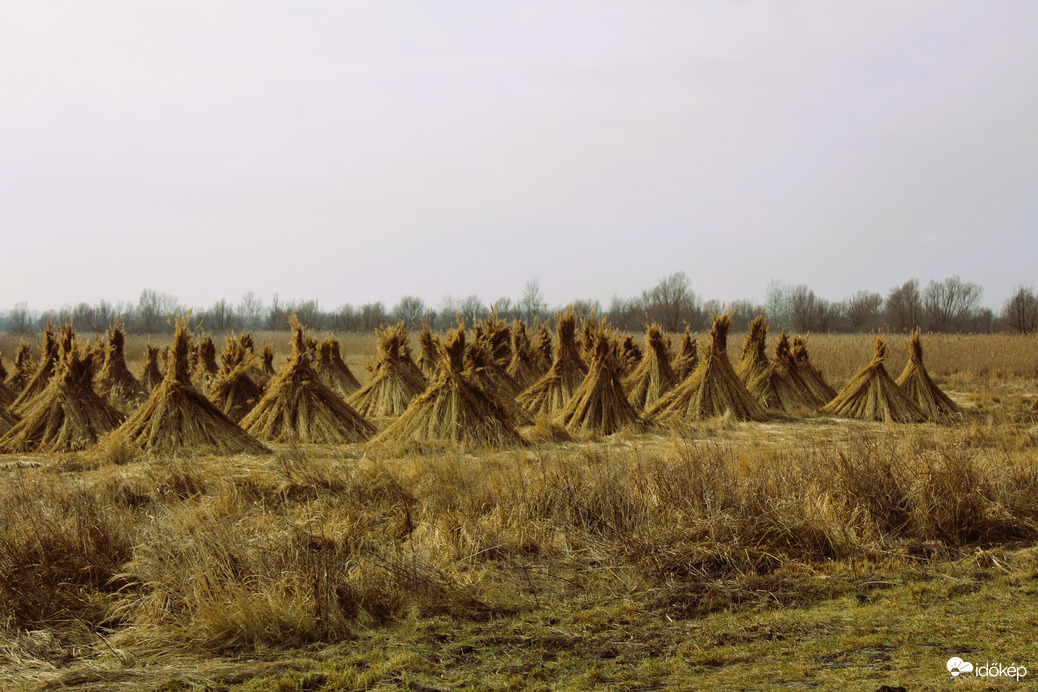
[[2, 416, 1038, 659]]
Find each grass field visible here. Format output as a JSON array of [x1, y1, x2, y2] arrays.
[[1, 330, 1037, 690]]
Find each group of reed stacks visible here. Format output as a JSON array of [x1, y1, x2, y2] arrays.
[[0, 309, 964, 454]]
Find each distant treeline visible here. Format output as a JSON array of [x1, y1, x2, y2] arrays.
[[2, 274, 1037, 335]]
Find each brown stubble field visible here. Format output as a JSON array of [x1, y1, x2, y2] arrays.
[[1, 330, 1037, 690]]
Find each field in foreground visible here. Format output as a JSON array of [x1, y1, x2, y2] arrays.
[[1, 332, 1037, 690]]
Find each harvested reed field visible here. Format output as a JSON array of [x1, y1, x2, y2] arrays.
[[1, 330, 1038, 689]]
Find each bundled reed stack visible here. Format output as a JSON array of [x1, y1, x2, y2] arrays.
[[138, 346, 164, 392], [671, 327, 698, 381], [558, 325, 641, 435], [259, 345, 277, 385], [4, 344, 34, 394], [533, 323, 554, 374], [505, 321, 540, 390], [579, 316, 599, 364], [209, 337, 264, 423], [618, 335, 642, 377], [821, 339, 926, 423], [88, 341, 105, 379], [399, 341, 427, 388], [465, 332, 533, 426], [0, 380, 14, 410], [516, 309, 589, 418], [114, 316, 269, 455], [624, 324, 678, 411], [0, 332, 125, 453], [11, 325, 59, 413], [734, 313, 769, 383], [647, 313, 768, 422], [896, 330, 962, 419], [791, 336, 837, 403], [94, 321, 144, 409], [373, 325, 522, 448], [417, 323, 440, 380], [0, 354, 15, 409], [0, 404, 17, 436], [191, 333, 220, 393], [241, 320, 375, 443], [476, 313, 514, 368], [346, 323, 427, 418], [314, 337, 362, 398], [746, 332, 824, 412]]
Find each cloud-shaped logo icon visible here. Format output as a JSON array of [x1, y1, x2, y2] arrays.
[[947, 657, 974, 676]]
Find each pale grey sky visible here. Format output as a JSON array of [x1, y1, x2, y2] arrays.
[[2, 2, 1036, 313]]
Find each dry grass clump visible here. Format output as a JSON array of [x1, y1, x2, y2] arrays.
[[3, 344, 34, 395], [648, 313, 768, 422], [209, 337, 264, 423], [746, 332, 824, 412], [114, 317, 270, 455], [0, 331, 124, 453], [791, 336, 837, 403], [624, 324, 678, 411], [313, 338, 361, 398], [242, 319, 376, 444], [11, 325, 59, 414], [734, 312, 769, 383], [896, 330, 963, 419], [138, 345, 164, 392], [821, 339, 927, 423], [373, 325, 523, 449], [558, 325, 642, 436], [671, 327, 698, 381], [516, 309, 588, 418], [505, 321, 541, 390], [94, 322, 144, 409], [347, 324, 427, 418]]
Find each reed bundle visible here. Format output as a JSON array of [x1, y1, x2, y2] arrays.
[[346, 324, 427, 418], [647, 313, 768, 422], [624, 324, 678, 411], [114, 317, 269, 455], [372, 325, 522, 448], [821, 339, 926, 423], [0, 330, 124, 453], [241, 319, 376, 444], [558, 325, 641, 435], [895, 330, 962, 419]]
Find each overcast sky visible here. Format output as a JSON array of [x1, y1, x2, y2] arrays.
[[2, 2, 1036, 314]]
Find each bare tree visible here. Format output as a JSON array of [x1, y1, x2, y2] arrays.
[[237, 291, 265, 330], [771, 284, 834, 332], [392, 295, 429, 330], [457, 295, 488, 325], [517, 279, 548, 323], [1003, 286, 1038, 334], [922, 276, 983, 332], [642, 272, 704, 331], [885, 280, 922, 332], [359, 302, 387, 331], [844, 291, 883, 331]]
